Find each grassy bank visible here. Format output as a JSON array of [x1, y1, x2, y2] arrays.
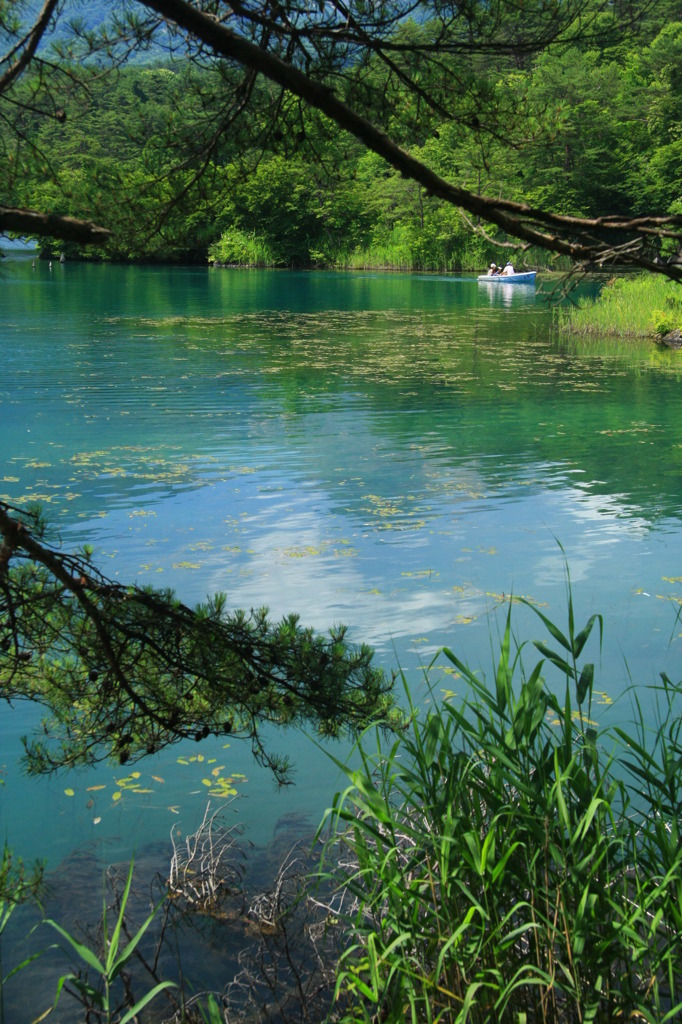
[[208, 223, 557, 274], [558, 273, 682, 338]]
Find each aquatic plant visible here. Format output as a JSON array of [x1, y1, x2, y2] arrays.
[[0, 847, 44, 1024], [7, 554, 682, 1023], [558, 273, 682, 339], [45, 860, 175, 1024], [208, 229, 280, 268], [168, 803, 245, 915], [320, 584, 682, 1023]]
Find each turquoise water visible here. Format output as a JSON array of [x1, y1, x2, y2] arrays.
[[2, 257, 682, 878]]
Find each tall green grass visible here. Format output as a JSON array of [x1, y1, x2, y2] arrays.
[[558, 274, 682, 338], [321, 585, 682, 1023], [207, 222, 555, 273], [208, 228, 280, 267]]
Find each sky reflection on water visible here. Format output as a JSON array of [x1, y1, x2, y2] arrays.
[[2, 260, 682, 869]]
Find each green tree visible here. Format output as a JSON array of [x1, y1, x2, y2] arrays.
[[624, 22, 682, 215], [1, 0, 681, 275], [510, 47, 633, 217]]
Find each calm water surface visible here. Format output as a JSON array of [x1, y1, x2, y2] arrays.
[[2, 257, 682, 901]]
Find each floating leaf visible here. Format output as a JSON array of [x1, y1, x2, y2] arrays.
[[93, 817, 101, 825], [86, 785, 106, 792], [111, 791, 122, 802], [209, 785, 238, 797], [151, 775, 165, 784], [64, 788, 75, 797], [571, 711, 598, 726], [130, 771, 141, 779], [168, 806, 180, 814]]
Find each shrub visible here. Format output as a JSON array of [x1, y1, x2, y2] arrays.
[[650, 308, 675, 336], [208, 228, 278, 267]]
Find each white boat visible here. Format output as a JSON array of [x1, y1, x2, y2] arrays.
[[477, 271, 537, 284]]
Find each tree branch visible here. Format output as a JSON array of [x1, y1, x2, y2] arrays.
[[0, 502, 396, 778], [0, 205, 111, 245], [0, 0, 62, 94], [140, 0, 682, 278]]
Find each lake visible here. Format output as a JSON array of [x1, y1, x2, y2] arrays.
[[2, 256, 682, 1014]]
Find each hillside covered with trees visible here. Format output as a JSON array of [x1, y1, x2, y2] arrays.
[[1, 0, 681, 269]]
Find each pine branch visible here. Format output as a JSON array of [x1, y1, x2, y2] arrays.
[[0, 502, 396, 779]]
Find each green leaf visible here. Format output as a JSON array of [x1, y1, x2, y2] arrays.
[[572, 613, 603, 660], [422, 713, 444, 768], [44, 920, 105, 975], [521, 600, 571, 653], [495, 606, 513, 714], [119, 981, 177, 1024], [576, 662, 594, 704], [106, 860, 134, 974], [533, 641, 574, 679]]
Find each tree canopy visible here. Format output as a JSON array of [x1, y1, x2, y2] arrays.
[[1, 0, 681, 275]]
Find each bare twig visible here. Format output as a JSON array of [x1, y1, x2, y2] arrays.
[[168, 803, 244, 913]]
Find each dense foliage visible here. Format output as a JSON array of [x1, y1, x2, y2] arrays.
[[322, 589, 682, 1023], [2, 3, 681, 267]]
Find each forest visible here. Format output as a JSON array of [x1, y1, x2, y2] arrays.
[[2, 1, 681, 269]]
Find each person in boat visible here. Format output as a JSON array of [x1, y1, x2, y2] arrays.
[[501, 260, 515, 276], [487, 263, 500, 276]]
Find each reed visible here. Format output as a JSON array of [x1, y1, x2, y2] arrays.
[[558, 273, 682, 338], [321, 580, 682, 1023], [208, 229, 279, 267], [339, 241, 417, 272], [45, 860, 175, 1024]]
